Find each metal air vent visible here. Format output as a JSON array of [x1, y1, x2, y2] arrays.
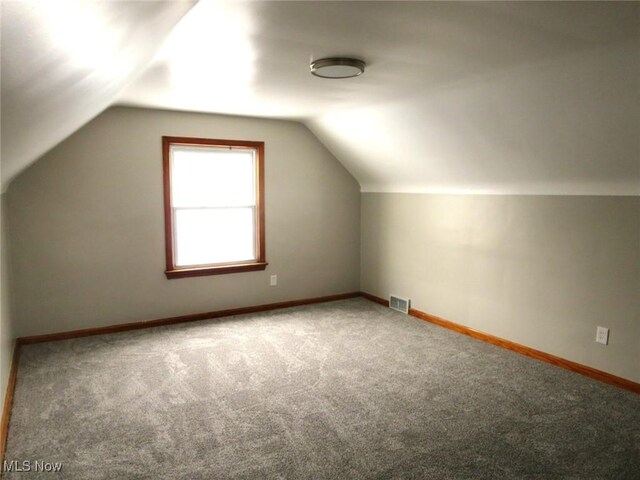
[[389, 295, 410, 314]]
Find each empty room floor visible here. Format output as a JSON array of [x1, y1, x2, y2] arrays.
[[4, 298, 640, 479]]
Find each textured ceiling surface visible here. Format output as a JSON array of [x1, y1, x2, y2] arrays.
[[2, 1, 639, 194]]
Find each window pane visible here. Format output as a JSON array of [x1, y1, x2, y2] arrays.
[[175, 208, 255, 266], [172, 146, 255, 207]]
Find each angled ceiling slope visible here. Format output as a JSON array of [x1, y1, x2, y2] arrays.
[[3, 1, 639, 195], [0, 0, 196, 191], [118, 1, 640, 195]]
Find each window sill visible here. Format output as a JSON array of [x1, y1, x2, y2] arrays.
[[165, 262, 268, 279]]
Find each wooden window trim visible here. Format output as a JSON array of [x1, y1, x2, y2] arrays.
[[162, 136, 267, 279]]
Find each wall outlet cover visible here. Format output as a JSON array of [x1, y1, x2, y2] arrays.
[[596, 326, 609, 345]]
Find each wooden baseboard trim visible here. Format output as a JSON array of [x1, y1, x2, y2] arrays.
[[17, 292, 361, 345], [360, 292, 639, 394], [360, 291, 389, 307], [1, 342, 21, 464]]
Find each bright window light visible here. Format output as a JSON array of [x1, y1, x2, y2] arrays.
[[174, 208, 255, 266], [172, 147, 255, 208], [162, 137, 267, 278]]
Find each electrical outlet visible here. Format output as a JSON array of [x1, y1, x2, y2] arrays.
[[270, 275, 277, 286], [596, 326, 609, 345]]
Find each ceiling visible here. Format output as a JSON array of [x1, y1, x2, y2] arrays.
[[0, 0, 195, 190], [2, 1, 639, 194]]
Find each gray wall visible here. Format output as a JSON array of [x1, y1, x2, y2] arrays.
[[361, 193, 640, 383], [1, 193, 15, 410], [8, 107, 361, 337]]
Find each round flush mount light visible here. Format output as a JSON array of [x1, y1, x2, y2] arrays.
[[310, 57, 365, 79]]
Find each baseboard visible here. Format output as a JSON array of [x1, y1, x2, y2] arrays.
[[360, 291, 389, 307], [17, 292, 361, 345], [0, 342, 21, 464], [360, 291, 640, 394]]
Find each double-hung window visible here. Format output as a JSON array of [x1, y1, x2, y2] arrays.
[[162, 136, 267, 278]]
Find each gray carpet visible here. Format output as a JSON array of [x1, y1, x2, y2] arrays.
[[4, 298, 640, 479]]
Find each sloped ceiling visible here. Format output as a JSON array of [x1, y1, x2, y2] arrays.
[[2, 1, 639, 194], [0, 0, 195, 191]]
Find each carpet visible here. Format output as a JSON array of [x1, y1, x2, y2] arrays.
[[4, 298, 640, 479]]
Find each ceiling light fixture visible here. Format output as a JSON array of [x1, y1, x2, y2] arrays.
[[310, 57, 365, 79]]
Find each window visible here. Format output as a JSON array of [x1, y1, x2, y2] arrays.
[[162, 136, 267, 279]]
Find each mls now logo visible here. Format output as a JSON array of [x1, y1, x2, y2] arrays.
[[3, 459, 63, 473]]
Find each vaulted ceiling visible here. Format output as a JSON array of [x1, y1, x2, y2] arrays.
[[2, 1, 639, 194]]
